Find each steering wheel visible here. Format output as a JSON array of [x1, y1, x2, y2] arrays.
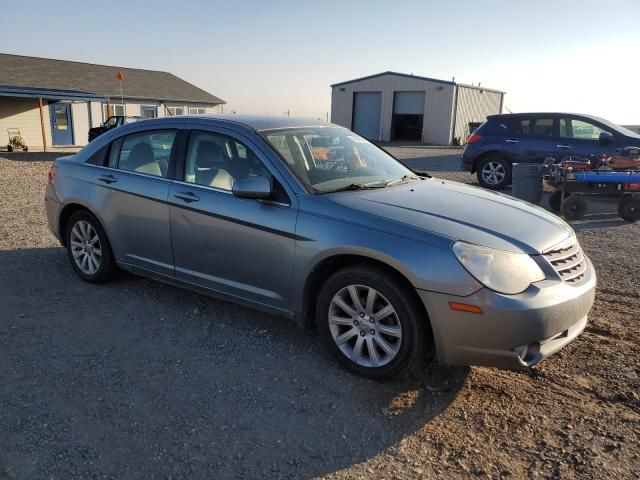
[[330, 160, 350, 175]]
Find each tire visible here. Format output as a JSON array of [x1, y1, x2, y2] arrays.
[[549, 190, 569, 213], [476, 155, 511, 190], [561, 195, 587, 220], [618, 196, 640, 222], [65, 210, 116, 283], [316, 265, 425, 380]]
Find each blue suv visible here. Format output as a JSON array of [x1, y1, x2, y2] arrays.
[[461, 113, 640, 189]]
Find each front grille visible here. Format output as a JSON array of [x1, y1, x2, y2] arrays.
[[543, 241, 586, 283]]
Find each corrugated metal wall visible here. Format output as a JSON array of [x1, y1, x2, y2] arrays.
[[453, 86, 503, 143], [331, 74, 456, 145]]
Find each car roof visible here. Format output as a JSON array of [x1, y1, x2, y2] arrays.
[[488, 112, 604, 122], [152, 114, 335, 132]]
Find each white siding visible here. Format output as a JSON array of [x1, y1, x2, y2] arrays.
[[454, 86, 503, 143], [331, 74, 456, 145], [71, 102, 90, 146], [89, 101, 102, 127], [0, 97, 222, 151], [0, 97, 51, 150]]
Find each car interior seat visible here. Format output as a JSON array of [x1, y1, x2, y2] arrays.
[[126, 142, 162, 176], [194, 141, 234, 190]]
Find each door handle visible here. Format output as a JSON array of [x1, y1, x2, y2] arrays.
[[97, 174, 117, 184], [505, 139, 519, 144], [174, 191, 200, 203], [555, 144, 571, 149]]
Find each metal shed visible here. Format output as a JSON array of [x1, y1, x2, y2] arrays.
[[330, 71, 505, 145]]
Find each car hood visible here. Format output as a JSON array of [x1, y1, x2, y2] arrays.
[[325, 178, 574, 254]]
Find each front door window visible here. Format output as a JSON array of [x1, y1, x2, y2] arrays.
[[560, 118, 607, 140]]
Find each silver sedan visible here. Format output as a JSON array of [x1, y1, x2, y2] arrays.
[[45, 115, 596, 380]]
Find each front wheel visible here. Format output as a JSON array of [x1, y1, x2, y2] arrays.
[[65, 210, 116, 283], [476, 156, 511, 190], [316, 266, 425, 380]]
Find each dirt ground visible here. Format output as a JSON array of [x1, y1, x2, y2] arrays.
[[0, 151, 638, 479]]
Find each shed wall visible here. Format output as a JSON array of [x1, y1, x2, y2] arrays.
[[331, 75, 456, 145], [453, 86, 503, 143]]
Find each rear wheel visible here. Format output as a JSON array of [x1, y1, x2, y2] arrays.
[[65, 210, 116, 283], [561, 195, 587, 220], [316, 266, 425, 380], [618, 196, 640, 222], [476, 155, 511, 190]]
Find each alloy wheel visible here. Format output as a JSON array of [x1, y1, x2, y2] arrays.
[[481, 160, 506, 186], [328, 285, 402, 368], [70, 220, 102, 275]]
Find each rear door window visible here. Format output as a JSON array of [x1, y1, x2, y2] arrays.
[[112, 130, 176, 178], [506, 118, 556, 138]]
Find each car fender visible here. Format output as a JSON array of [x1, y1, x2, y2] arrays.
[[291, 211, 482, 315]]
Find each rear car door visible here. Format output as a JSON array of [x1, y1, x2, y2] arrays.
[[504, 116, 558, 163], [557, 116, 618, 159], [89, 127, 179, 277], [168, 126, 298, 312]]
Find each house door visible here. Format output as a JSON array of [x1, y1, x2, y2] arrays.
[[50, 103, 74, 145], [141, 106, 158, 119]]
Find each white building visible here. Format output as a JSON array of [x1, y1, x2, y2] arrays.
[[330, 71, 505, 145], [0, 53, 225, 151]]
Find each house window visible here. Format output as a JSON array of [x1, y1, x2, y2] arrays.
[[167, 106, 185, 116], [102, 103, 125, 120], [188, 106, 207, 115]]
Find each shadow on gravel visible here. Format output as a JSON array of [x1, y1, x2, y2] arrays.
[[398, 155, 462, 173], [572, 216, 631, 231], [0, 151, 77, 162], [0, 247, 468, 479]]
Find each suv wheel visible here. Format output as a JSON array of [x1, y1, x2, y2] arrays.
[[477, 156, 511, 190], [65, 210, 116, 283], [316, 266, 425, 380]]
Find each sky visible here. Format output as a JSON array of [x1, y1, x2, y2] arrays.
[[2, 0, 639, 123]]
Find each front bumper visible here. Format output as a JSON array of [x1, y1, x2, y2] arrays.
[[418, 256, 596, 369]]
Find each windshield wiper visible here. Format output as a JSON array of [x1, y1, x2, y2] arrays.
[[322, 182, 388, 193], [385, 175, 419, 187]]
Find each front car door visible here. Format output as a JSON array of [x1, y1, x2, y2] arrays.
[[168, 125, 298, 313], [88, 126, 181, 277], [557, 116, 618, 160]]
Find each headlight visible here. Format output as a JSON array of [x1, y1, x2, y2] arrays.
[[452, 241, 545, 295]]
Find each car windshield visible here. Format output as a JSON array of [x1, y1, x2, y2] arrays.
[[593, 116, 640, 139], [263, 127, 418, 193]]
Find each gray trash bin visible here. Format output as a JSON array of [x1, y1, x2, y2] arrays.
[[511, 163, 545, 204]]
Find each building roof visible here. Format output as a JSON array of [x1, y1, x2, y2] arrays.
[[331, 71, 505, 94], [0, 53, 224, 105]]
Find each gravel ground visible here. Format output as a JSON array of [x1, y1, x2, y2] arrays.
[[0, 150, 639, 479]]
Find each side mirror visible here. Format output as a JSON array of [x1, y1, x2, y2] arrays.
[[232, 175, 272, 199], [599, 131, 614, 145]]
